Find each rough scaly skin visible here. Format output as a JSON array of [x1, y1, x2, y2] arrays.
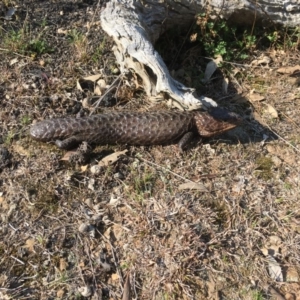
[[30, 108, 241, 150]]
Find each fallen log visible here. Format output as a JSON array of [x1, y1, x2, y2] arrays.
[[100, 0, 300, 109]]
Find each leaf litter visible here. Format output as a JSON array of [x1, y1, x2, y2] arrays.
[[0, 1, 300, 299]]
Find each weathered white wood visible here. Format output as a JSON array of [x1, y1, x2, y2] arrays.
[[101, 0, 300, 110]]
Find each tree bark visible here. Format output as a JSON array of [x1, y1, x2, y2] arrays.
[[101, 0, 300, 110]]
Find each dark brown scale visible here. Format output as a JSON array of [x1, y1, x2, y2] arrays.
[[30, 109, 241, 150]]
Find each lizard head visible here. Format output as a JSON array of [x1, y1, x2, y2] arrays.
[[195, 107, 242, 137]]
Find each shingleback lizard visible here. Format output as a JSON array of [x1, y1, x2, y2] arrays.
[[30, 108, 241, 150]]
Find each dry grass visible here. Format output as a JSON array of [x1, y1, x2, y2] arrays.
[[0, 1, 300, 299]]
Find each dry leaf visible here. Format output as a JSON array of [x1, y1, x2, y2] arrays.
[[56, 289, 65, 298], [251, 55, 271, 66], [80, 165, 88, 172], [267, 255, 283, 282], [286, 267, 299, 282], [88, 178, 95, 191], [78, 261, 85, 268], [262, 284, 285, 300], [61, 150, 77, 161], [57, 28, 68, 35], [231, 94, 249, 103], [24, 239, 36, 252], [98, 150, 128, 167], [13, 145, 30, 157], [266, 145, 297, 165], [84, 20, 101, 29], [190, 33, 197, 42], [82, 74, 102, 82], [284, 293, 295, 300], [202, 55, 223, 83], [59, 258, 68, 271], [248, 93, 265, 102], [261, 235, 282, 254], [222, 77, 229, 94], [253, 111, 268, 127], [103, 226, 112, 240], [97, 79, 107, 90], [206, 276, 218, 299], [122, 273, 131, 300], [9, 58, 18, 66], [178, 182, 208, 192], [268, 88, 280, 94], [109, 194, 120, 205], [111, 273, 119, 281], [264, 104, 278, 118], [90, 165, 102, 174], [269, 235, 282, 245], [110, 224, 124, 240], [94, 85, 102, 96], [0, 196, 9, 210], [78, 286, 92, 297], [261, 235, 284, 282], [82, 97, 92, 109], [76, 74, 106, 96], [287, 77, 300, 87], [277, 65, 300, 74]]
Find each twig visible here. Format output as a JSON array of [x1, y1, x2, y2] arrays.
[[265, 124, 300, 154], [10, 255, 25, 265], [90, 74, 122, 114], [137, 155, 196, 183]]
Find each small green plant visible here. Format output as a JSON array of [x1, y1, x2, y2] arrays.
[[194, 14, 300, 61], [91, 47, 103, 63], [283, 26, 300, 49], [91, 38, 107, 62], [215, 202, 229, 227], [195, 16, 259, 61], [40, 18, 47, 28], [3, 28, 53, 56], [284, 182, 292, 190], [3, 29, 26, 52], [267, 26, 300, 50], [21, 115, 32, 126], [3, 0, 13, 6], [252, 290, 264, 300], [67, 29, 85, 44], [254, 156, 274, 180], [4, 130, 15, 145], [266, 31, 279, 44], [275, 197, 284, 203], [36, 235, 45, 245], [120, 262, 130, 270], [28, 39, 51, 55], [134, 172, 155, 196], [8, 29, 22, 42], [67, 29, 88, 59]]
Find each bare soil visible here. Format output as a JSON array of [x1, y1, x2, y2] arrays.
[[1, 1, 300, 299]]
